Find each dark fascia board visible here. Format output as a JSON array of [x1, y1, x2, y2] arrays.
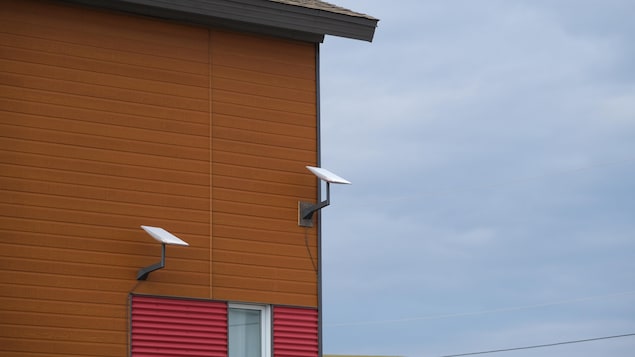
[[59, 0, 378, 42]]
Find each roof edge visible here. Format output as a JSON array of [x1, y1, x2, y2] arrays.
[[58, 0, 378, 42]]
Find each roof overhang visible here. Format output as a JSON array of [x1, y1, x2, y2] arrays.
[[59, 0, 378, 43]]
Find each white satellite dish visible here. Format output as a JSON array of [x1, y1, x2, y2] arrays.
[[137, 226, 188, 280], [305, 166, 351, 185], [299, 166, 351, 227], [141, 225, 189, 246]]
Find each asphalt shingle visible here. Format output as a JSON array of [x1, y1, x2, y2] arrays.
[[269, 0, 377, 20]]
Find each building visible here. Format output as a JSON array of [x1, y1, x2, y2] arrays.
[[0, 0, 377, 356]]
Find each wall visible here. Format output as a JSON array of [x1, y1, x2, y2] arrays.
[[0, 0, 319, 355], [209, 30, 318, 305]]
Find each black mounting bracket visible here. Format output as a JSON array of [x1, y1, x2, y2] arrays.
[[298, 182, 331, 227], [136, 243, 166, 280]]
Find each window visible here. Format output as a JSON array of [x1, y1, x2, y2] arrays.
[[228, 303, 271, 357]]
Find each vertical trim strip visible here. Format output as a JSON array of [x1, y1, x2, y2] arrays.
[[315, 41, 323, 357], [209, 28, 214, 299]]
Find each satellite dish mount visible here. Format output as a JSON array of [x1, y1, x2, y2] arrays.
[[298, 166, 351, 227], [136, 225, 189, 280]]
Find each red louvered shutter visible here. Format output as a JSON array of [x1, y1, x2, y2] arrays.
[[131, 295, 228, 357], [273, 306, 319, 357]]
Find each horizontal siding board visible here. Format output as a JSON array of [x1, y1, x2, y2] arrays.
[[0, 202, 211, 231], [0, 21, 209, 74], [0, 296, 125, 318], [213, 275, 315, 296], [131, 296, 226, 313], [212, 76, 314, 104], [213, 125, 315, 151], [1, 255, 142, 281], [0, 57, 208, 99], [213, 225, 316, 247], [212, 151, 313, 172], [211, 215, 314, 237], [211, 212, 305, 232], [212, 178, 313, 200], [0, 242, 208, 272], [212, 164, 312, 186], [0, 225, 209, 256], [0, 336, 124, 356], [0, 40, 207, 88], [0, 176, 209, 211], [0, 0, 209, 60], [212, 250, 315, 272], [0, 157, 210, 193], [212, 52, 313, 80], [213, 114, 315, 139], [213, 102, 315, 127], [1, 310, 124, 331], [0, 137, 210, 175], [213, 237, 316, 258], [1, 104, 210, 148], [212, 262, 315, 283], [0, 217, 210, 246], [212, 186, 302, 208], [0, 324, 125, 345], [212, 30, 314, 64], [130, 271, 210, 286], [213, 287, 316, 308], [213, 65, 315, 91], [0, 214, 207, 256], [0, 190, 209, 224], [0, 255, 208, 284], [212, 89, 314, 115], [1, 85, 209, 123], [0, 283, 124, 305], [0, 242, 207, 272], [0, 269, 181, 293], [130, 283, 211, 299], [1, 72, 208, 112], [212, 200, 296, 220], [0, 98, 208, 136], [0, 201, 208, 234]]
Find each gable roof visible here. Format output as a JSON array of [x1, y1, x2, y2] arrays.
[[60, 0, 378, 42], [270, 0, 377, 20]]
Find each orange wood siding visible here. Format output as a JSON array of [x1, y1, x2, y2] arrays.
[[210, 30, 318, 307], [0, 0, 319, 355], [0, 1, 211, 355]]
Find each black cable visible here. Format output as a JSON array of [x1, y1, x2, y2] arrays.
[[440, 333, 635, 357], [304, 227, 318, 274]]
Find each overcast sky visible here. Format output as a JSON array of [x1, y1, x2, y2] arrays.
[[317, 1, 635, 356]]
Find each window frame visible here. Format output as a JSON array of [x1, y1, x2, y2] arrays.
[[228, 303, 272, 357]]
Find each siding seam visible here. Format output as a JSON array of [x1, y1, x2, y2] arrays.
[[209, 29, 214, 300]]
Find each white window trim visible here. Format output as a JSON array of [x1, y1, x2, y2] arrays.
[[228, 303, 271, 357]]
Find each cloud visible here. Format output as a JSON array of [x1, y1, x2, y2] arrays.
[[319, 0, 635, 356]]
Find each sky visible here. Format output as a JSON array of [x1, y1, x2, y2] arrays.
[[317, 1, 635, 356]]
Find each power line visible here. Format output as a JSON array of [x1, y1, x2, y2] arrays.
[[439, 333, 635, 357], [326, 290, 635, 327]]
